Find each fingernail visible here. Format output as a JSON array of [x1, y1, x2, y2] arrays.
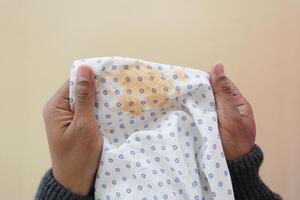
[[215, 63, 225, 77], [77, 66, 91, 81]]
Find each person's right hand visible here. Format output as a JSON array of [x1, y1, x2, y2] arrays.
[[43, 66, 103, 196]]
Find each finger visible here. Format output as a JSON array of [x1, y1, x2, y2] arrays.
[[210, 63, 246, 106], [210, 64, 252, 117], [227, 78, 254, 117], [74, 65, 96, 120], [43, 80, 71, 123], [47, 80, 70, 111], [210, 63, 233, 99], [226, 78, 248, 107], [209, 63, 240, 114], [55, 80, 70, 99]]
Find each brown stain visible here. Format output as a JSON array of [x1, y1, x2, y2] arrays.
[[174, 69, 188, 81], [119, 95, 143, 116], [104, 71, 113, 77], [105, 62, 176, 116]]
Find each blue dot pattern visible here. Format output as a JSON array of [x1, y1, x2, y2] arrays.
[[69, 57, 235, 200]]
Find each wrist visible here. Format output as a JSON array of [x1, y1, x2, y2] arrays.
[[53, 167, 94, 196], [36, 169, 94, 200], [224, 137, 255, 160], [227, 144, 263, 180]]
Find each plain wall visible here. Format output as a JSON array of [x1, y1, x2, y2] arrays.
[[0, 0, 299, 199]]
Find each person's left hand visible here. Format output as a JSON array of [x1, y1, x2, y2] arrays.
[[209, 63, 256, 160]]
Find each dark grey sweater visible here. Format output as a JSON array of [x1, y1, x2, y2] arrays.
[[35, 145, 282, 200]]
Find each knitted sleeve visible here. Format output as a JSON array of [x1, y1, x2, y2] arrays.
[[35, 170, 94, 200], [36, 145, 281, 200], [227, 145, 282, 200]]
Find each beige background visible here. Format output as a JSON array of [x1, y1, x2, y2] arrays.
[[0, 0, 299, 199]]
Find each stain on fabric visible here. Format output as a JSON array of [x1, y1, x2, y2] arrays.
[[174, 70, 188, 81], [105, 62, 176, 115]]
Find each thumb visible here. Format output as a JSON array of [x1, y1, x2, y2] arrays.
[[210, 63, 238, 113], [74, 65, 96, 120], [210, 63, 232, 96]]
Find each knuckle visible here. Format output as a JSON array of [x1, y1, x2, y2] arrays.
[[218, 76, 231, 94], [233, 93, 242, 101], [77, 79, 90, 87], [76, 85, 90, 101]]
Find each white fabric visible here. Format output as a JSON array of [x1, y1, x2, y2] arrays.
[[69, 56, 234, 200]]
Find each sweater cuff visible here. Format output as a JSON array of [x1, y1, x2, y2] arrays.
[[35, 169, 94, 200], [227, 145, 282, 200], [227, 144, 263, 180]]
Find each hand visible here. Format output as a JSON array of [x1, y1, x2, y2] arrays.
[[43, 66, 103, 196], [209, 63, 256, 160]]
